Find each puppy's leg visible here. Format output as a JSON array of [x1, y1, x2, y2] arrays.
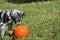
[[1, 24, 5, 37], [8, 22, 13, 37]]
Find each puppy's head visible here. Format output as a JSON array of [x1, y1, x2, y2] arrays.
[[13, 10, 25, 25]]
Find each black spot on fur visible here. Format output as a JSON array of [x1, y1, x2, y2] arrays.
[[3, 12, 10, 23]]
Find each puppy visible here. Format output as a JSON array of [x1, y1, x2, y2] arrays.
[[0, 9, 25, 37]]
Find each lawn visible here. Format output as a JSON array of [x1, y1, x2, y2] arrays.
[[0, 1, 60, 40]]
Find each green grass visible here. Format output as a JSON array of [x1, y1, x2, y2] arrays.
[[0, 1, 60, 40]]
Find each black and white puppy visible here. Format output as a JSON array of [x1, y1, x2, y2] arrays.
[[0, 9, 25, 37]]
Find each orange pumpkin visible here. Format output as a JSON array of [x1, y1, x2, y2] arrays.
[[13, 25, 29, 38]]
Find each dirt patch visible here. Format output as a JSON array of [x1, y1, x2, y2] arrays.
[[54, 12, 60, 18]]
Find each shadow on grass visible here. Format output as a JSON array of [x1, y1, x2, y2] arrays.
[[7, 0, 52, 4]]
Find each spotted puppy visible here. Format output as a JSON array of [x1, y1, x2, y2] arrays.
[[0, 9, 25, 37]]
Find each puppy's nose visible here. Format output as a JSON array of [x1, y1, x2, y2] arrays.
[[16, 22, 21, 26]]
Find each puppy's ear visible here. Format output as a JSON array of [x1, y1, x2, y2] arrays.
[[22, 12, 26, 18]]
